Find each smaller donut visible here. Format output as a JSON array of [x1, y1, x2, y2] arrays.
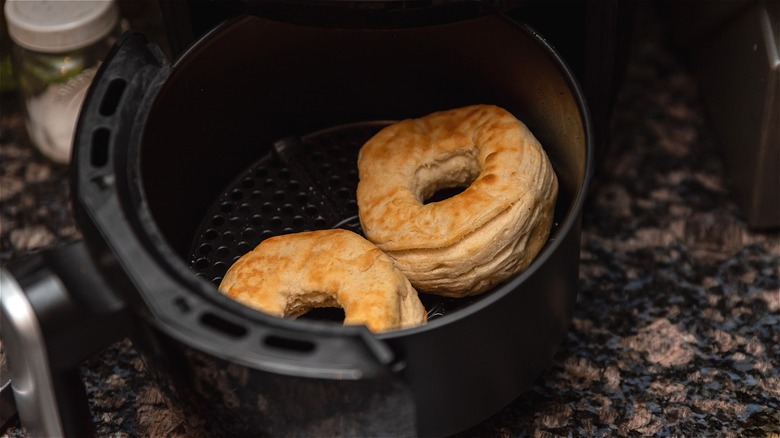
[[357, 104, 558, 297], [218, 229, 427, 333]]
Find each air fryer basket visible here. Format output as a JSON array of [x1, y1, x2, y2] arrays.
[[62, 11, 591, 437]]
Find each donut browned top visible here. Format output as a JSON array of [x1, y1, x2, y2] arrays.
[[357, 104, 557, 252], [218, 229, 427, 332]]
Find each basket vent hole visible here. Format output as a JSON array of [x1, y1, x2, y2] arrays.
[[99, 78, 126, 116], [90, 128, 110, 167], [200, 312, 247, 338], [212, 262, 227, 276], [264, 335, 316, 353], [214, 246, 230, 259]]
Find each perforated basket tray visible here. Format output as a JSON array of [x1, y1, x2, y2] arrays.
[[187, 121, 485, 321]]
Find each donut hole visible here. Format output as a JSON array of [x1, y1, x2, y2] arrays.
[[285, 294, 339, 316], [415, 149, 480, 205], [299, 307, 346, 323], [286, 293, 346, 325], [424, 186, 469, 204]]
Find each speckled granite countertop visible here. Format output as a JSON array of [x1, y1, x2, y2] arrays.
[[1, 6, 779, 438]]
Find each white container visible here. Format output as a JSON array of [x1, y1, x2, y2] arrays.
[[4, 0, 121, 164]]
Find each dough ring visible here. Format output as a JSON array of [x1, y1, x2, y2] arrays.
[[218, 229, 427, 332], [357, 104, 558, 297]]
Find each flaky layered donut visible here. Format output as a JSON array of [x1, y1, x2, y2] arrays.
[[218, 229, 427, 333], [357, 104, 558, 297]]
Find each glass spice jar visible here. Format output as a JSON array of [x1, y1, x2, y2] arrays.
[[4, 0, 122, 164]]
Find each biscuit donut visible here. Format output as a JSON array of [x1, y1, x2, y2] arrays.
[[357, 104, 558, 297], [218, 229, 427, 333]]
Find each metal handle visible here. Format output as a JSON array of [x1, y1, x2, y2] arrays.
[[0, 242, 131, 437], [0, 357, 17, 431]]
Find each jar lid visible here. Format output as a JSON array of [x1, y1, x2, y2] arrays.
[[4, 0, 119, 52]]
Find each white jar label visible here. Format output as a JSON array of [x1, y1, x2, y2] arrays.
[[24, 65, 98, 164]]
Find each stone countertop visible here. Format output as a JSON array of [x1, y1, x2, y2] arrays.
[[1, 6, 778, 438]]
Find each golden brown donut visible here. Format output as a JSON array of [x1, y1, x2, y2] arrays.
[[218, 229, 427, 333], [357, 104, 558, 297]]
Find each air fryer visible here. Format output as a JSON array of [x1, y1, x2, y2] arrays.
[[1, 1, 602, 436]]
